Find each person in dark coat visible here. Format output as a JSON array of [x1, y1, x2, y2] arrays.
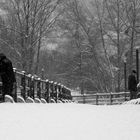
[[128, 70, 137, 100], [0, 53, 16, 101]]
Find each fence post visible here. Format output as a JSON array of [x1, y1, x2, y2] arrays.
[[21, 71, 26, 100], [83, 94, 85, 104], [136, 49, 139, 82], [124, 92, 126, 101], [50, 81, 54, 100], [13, 68, 17, 102], [57, 83, 60, 101], [58, 83, 62, 101], [45, 79, 49, 103], [54, 82, 57, 103], [110, 93, 112, 105], [30, 76, 35, 99], [96, 93, 98, 105], [37, 78, 41, 99], [27, 74, 32, 98]]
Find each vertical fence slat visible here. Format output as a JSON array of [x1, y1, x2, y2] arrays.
[[110, 93, 112, 105], [124, 92, 126, 101], [96, 94, 98, 105]]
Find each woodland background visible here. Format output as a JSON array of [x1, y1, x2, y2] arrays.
[[0, 0, 139, 94]]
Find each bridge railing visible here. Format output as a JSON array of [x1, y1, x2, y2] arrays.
[[0, 68, 131, 105], [0, 68, 72, 103], [72, 92, 130, 105]]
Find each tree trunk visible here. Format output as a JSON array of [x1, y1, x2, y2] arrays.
[[117, 0, 121, 92]]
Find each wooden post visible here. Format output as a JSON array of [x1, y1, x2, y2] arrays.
[[124, 62, 127, 92], [57, 83, 60, 101], [21, 71, 26, 100], [110, 93, 112, 105], [136, 49, 139, 82], [96, 93, 98, 105], [54, 82, 57, 103], [83, 94, 85, 104], [50, 81, 54, 100], [124, 61, 127, 101], [37, 78, 41, 99], [45, 79, 49, 103], [13, 68, 17, 102], [31, 76, 35, 99], [27, 74, 32, 97]]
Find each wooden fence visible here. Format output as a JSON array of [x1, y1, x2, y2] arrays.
[[72, 92, 130, 105]]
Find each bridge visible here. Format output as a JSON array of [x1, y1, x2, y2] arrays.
[[0, 68, 132, 104], [0, 68, 72, 103]]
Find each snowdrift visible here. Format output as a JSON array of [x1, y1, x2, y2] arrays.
[[0, 103, 140, 140]]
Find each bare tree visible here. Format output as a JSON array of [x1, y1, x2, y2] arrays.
[[1, 0, 61, 74], [101, 0, 127, 91], [57, 0, 112, 92], [123, 0, 140, 72]]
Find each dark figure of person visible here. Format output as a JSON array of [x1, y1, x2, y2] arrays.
[[128, 70, 137, 100], [0, 53, 16, 101]]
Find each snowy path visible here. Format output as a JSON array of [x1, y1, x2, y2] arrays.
[[0, 103, 140, 140]]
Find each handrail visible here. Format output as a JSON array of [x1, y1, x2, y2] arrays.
[[72, 92, 130, 105], [0, 68, 131, 105], [0, 68, 72, 103]]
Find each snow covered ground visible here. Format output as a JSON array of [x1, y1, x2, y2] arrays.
[[0, 103, 140, 140]]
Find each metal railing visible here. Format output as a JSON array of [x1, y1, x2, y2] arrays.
[[0, 68, 72, 103], [72, 92, 130, 105]]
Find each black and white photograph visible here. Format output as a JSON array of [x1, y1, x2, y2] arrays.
[[0, 0, 140, 140]]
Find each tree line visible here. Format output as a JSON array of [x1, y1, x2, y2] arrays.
[[0, 0, 140, 93]]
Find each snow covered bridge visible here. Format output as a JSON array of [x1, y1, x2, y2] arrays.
[[0, 68, 72, 103], [0, 68, 133, 105]]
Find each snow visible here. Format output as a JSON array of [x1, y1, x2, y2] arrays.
[[0, 103, 140, 140]]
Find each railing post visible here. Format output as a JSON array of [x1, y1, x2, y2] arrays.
[[124, 61, 127, 92], [83, 94, 85, 104], [13, 68, 17, 102], [124, 92, 126, 101], [27, 74, 32, 98], [59, 84, 63, 100], [54, 82, 57, 103], [110, 93, 112, 105], [45, 79, 49, 103], [41, 81, 45, 99], [50, 81, 54, 101], [96, 93, 98, 105], [37, 78, 41, 99], [136, 49, 139, 82], [21, 71, 26, 100], [30, 76, 35, 99], [57, 83, 61, 101]]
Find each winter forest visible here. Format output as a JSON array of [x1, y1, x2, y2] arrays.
[[0, 0, 139, 93]]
